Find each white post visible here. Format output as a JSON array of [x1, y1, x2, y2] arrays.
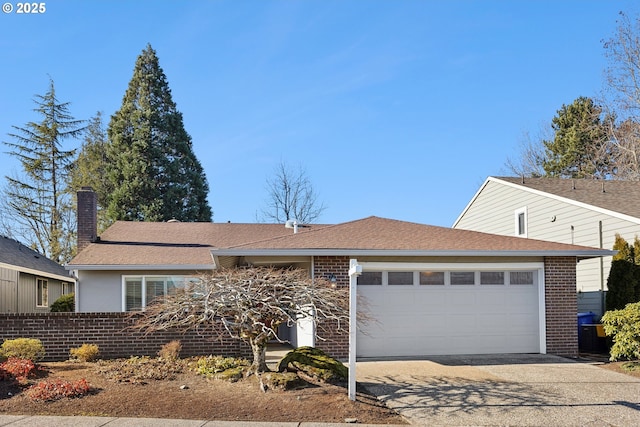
[[348, 258, 362, 401]]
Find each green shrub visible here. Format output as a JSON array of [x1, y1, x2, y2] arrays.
[[191, 356, 249, 380], [50, 293, 75, 312], [158, 340, 181, 360], [602, 302, 640, 361], [1, 338, 45, 362], [69, 344, 100, 362]]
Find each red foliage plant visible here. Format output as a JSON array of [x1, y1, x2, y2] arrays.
[[0, 358, 37, 382], [26, 378, 91, 401]]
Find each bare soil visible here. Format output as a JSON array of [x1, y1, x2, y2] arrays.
[[597, 360, 640, 378], [0, 361, 406, 424]]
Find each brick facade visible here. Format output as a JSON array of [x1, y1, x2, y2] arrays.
[[313, 256, 350, 360], [0, 313, 250, 362], [544, 256, 578, 357]]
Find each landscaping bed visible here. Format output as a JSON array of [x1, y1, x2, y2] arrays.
[[0, 358, 406, 424]]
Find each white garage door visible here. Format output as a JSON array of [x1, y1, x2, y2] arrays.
[[356, 266, 542, 358]]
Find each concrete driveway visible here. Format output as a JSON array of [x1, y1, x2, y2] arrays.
[[356, 354, 640, 426]]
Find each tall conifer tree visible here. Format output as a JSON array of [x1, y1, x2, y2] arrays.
[[2, 79, 84, 262], [106, 44, 212, 222]]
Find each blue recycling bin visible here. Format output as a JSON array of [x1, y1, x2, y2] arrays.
[[577, 312, 596, 348]]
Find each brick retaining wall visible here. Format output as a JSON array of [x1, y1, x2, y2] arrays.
[[0, 313, 251, 361]]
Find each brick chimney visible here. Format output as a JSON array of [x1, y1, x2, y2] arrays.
[[77, 187, 98, 253]]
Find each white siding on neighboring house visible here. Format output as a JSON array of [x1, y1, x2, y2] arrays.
[[454, 178, 640, 316]]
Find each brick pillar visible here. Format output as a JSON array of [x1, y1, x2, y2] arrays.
[[77, 187, 97, 253], [544, 256, 578, 357], [313, 256, 350, 360]]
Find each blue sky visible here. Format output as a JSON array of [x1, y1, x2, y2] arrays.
[[1, 0, 637, 227]]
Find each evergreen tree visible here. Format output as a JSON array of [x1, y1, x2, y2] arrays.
[[68, 112, 113, 232], [542, 97, 612, 179], [606, 234, 640, 311], [106, 44, 212, 222], [2, 79, 84, 262]]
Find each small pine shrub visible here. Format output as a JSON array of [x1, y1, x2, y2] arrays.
[[0, 358, 38, 382], [0, 338, 45, 362], [69, 344, 100, 362], [26, 378, 91, 401], [50, 293, 75, 312], [158, 340, 182, 360], [602, 302, 640, 361], [192, 356, 249, 378]]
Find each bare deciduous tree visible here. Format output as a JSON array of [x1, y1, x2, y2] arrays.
[[132, 267, 364, 375], [261, 161, 326, 224], [504, 127, 550, 177], [602, 12, 640, 180]]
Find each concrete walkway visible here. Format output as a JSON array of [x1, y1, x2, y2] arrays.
[[0, 417, 402, 427], [356, 354, 640, 426]]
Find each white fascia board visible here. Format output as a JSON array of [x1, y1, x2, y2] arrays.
[[65, 264, 214, 271], [0, 262, 75, 282], [210, 248, 613, 259], [491, 177, 640, 225], [452, 176, 493, 227], [358, 261, 545, 271]]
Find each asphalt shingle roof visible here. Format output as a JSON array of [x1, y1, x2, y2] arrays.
[[495, 177, 640, 219], [68, 217, 611, 268], [0, 235, 72, 280]]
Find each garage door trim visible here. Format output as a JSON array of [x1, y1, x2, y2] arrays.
[[356, 261, 547, 356]]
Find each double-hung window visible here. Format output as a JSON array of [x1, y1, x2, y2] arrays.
[[36, 278, 48, 307]]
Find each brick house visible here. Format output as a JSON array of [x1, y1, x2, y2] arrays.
[[66, 188, 612, 359]]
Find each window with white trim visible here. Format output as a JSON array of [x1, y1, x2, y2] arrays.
[[61, 282, 72, 295], [515, 207, 527, 237], [123, 275, 197, 311], [36, 278, 48, 307]]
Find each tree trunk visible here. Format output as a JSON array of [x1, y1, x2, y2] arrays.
[[247, 337, 269, 375]]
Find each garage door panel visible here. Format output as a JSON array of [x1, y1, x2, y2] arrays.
[[357, 279, 540, 357]]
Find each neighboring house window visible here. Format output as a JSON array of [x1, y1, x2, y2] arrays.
[[123, 275, 196, 311], [36, 278, 48, 307], [61, 282, 72, 295], [515, 207, 528, 237]]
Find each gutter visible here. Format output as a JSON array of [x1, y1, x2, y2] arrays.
[[65, 264, 215, 271], [209, 248, 615, 260]]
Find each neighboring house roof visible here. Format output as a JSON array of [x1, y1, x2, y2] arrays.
[[68, 217, 613, 270], [0, 235, 73, 282], [456, 177, 640, 225]]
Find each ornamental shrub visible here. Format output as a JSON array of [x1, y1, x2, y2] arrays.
[[601, 302, 640, 361], [50, 293, 75, 312], [26, 378, 91, 401], [0, 338, 45, 362], [158, 340, 181, 360], [0, 358, 38, 381], [69, 344, 100, 362]]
